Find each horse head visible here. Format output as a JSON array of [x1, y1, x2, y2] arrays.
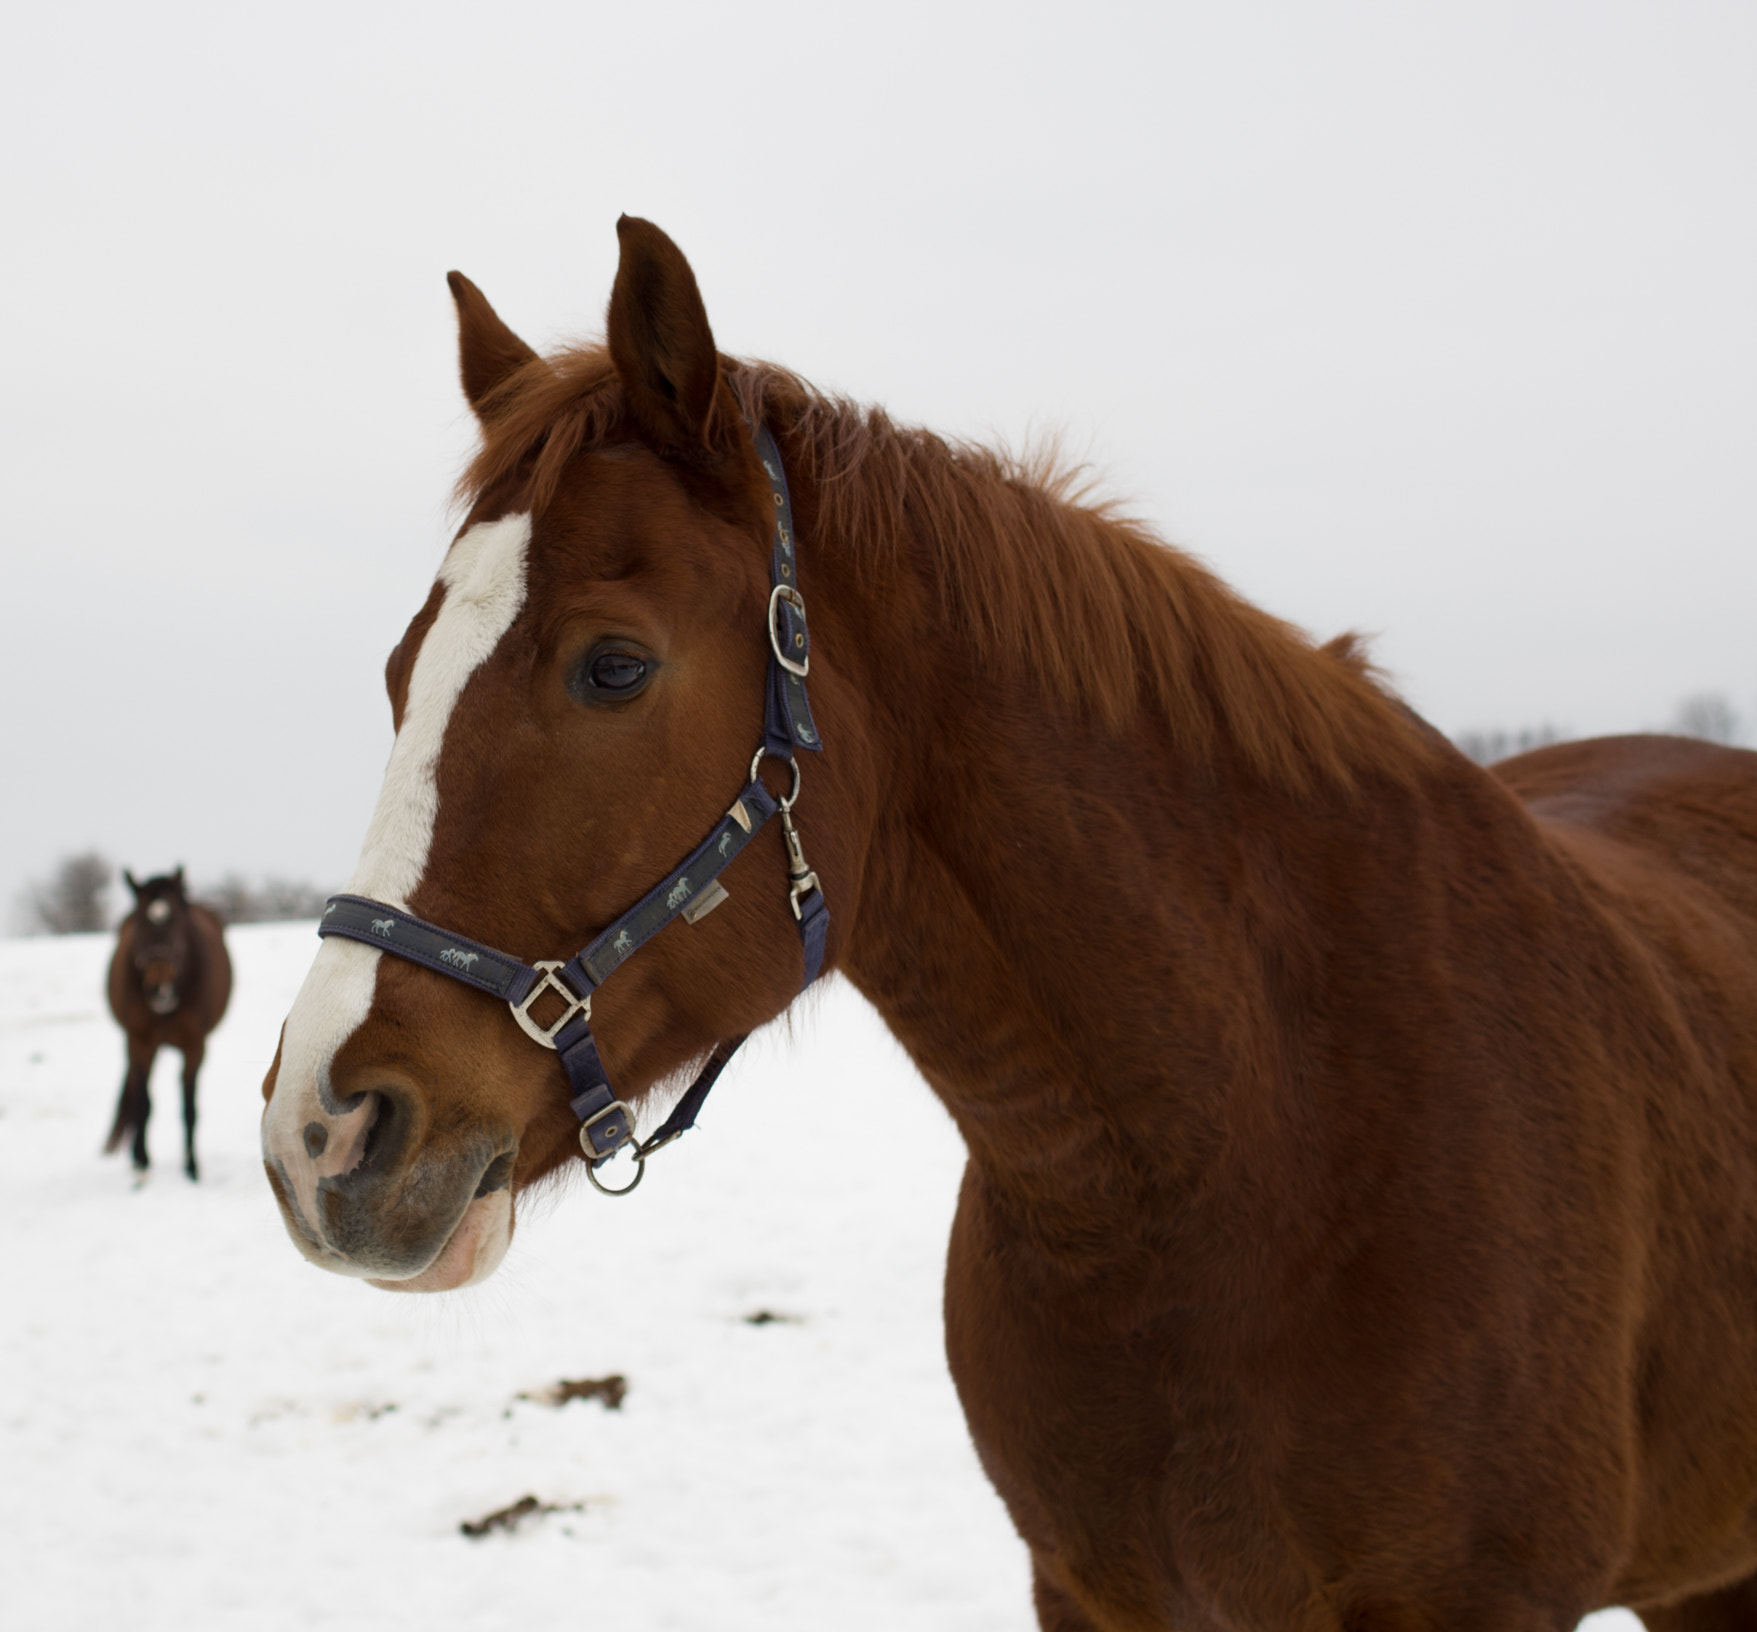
[[125, 866, 191, 1015], [261, 219, 875, 1293]]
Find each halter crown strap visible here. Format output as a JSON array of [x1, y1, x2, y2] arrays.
[[756, 424, 822, 760], [316, 421, 827, 1190]]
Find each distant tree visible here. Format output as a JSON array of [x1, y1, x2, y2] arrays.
[[1453, 725, 1564, 765], [201, 874, 332, 925], [1669, 692, 1742, 746], [199, 875, 255, 925], [20, 850, 114, 934]]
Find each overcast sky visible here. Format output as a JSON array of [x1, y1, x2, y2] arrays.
[[4, 0, 1753, 922]]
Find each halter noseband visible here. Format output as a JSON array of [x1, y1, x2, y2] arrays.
[[317, 424, 828, 1195]]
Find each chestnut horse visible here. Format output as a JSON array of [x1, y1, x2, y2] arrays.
[[108, 867, 232, 1179], [261, 218, 1757, 1632]]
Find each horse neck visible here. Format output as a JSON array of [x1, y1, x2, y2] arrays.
[[799, 450, 1465, 1256]]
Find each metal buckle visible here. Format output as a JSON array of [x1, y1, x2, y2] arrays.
[[767, 583, 810, 678], [581, 1102, 644, 1197], [578, 1098, 636, 1157], [509, 960, 590, 1049]]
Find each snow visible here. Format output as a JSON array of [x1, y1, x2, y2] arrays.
[[0, 925, 1649, 1631]]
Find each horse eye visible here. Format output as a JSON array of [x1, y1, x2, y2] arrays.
[[572, 646, 653, 704], [591, 651, 646, 691]]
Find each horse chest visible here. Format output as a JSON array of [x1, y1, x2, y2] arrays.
[[942, 1184, 1321, 1625]]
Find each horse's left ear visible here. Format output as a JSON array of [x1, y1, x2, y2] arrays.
[[607, 215, 740, 462], [172, 865, 185, 890]]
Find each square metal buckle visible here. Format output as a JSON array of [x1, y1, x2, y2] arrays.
[[579, 1099, 636, 1160], [509, 960, 591, 1049]]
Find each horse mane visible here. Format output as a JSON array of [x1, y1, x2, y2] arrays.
[[459, 345, 1442, 796]]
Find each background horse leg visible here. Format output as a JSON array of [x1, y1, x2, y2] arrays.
[[179, 1039, 204, 1182], [103, 1036, 156, 1172], [1641, 1576, 1757, 1632]]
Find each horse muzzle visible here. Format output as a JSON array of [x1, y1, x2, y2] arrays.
[[261, 1075, 517, 1292]]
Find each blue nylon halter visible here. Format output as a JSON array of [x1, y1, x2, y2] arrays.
[[317, 424, 828, 1194]]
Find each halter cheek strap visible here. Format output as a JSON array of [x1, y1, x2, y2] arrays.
[[317, 424, 827, 1194]]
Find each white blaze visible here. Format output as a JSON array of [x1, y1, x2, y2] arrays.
[[264, 514, 532, 1229], [351, 511, 534, 910]]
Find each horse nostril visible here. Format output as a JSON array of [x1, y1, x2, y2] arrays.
[[311, 1087, 402, 1184], [475, 1152, 516, 1198], [358, 1091, 394, 1173]]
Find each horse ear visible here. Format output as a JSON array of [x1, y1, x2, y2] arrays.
[[447, 272, 538, 415], [173, 865, 186, 891], [124, 869, 141, 898], [607, 215, 737, 461]]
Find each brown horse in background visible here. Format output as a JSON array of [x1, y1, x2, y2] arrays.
[[107, 867, 231, 1180], [261, 219, 1757, 1632]]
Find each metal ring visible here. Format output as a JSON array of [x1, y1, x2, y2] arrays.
[[583, 1146, 646, 1197], [749, 746, 803, 810]]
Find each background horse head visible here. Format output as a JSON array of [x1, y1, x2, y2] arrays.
[[107, 867, 233, 1179], [129, 867, 193, 1014]]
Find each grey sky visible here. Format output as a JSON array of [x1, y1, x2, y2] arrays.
[[4, 0, 1753, 918]]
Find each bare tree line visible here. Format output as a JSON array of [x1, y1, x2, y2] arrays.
[[11, 856, 334, 937], [1452, 725, 1566, 765], [1669, 692, 1743, 747], [17, 850, 117, 935], [1455, 690, 1747, 766]]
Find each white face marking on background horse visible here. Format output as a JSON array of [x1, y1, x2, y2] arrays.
[[263, 513, 531, 1277]]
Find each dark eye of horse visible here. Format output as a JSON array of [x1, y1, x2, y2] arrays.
[[571, 645, 653, 704]]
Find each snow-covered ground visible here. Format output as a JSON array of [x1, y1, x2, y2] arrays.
[[1, 926, 1647, 1632]]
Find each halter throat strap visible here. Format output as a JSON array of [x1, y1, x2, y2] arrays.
[[316, 423, 826, 1192]]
